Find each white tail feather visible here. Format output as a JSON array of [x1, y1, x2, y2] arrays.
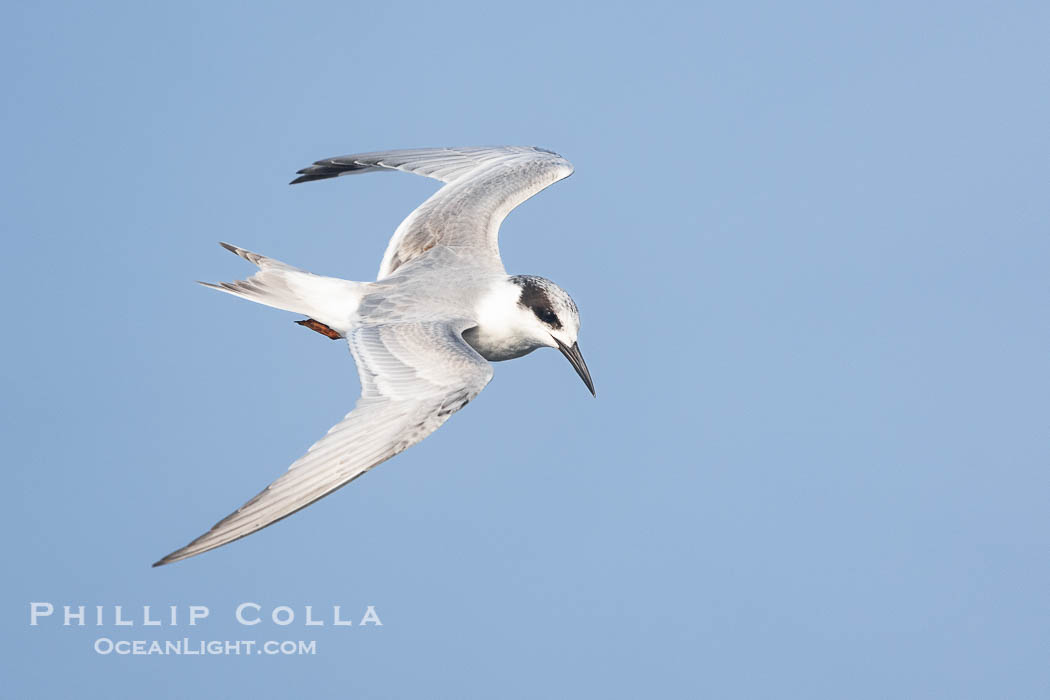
[[202, 243, 362, 332]]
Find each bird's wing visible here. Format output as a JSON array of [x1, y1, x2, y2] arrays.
[[290, 146, 574, 279], [153, 319, 492, 566]]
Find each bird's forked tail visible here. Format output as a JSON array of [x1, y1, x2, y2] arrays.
[[201, 242, 362, 337]]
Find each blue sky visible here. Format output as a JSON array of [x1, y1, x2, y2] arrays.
[[2, 2, 1047, 697]]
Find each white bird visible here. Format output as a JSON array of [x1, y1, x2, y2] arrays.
[[154, 146, 593, 566]]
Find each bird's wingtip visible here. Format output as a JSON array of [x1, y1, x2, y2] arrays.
[[289, 172, 330, 185], [152, 548, 188, 567]]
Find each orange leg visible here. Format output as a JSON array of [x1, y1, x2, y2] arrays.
[[295, 319, 343, 340]]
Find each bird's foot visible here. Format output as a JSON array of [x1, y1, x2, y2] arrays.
[[295, 319, 343, 340]]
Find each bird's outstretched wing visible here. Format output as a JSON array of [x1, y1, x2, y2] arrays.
[[153, 320, 492, 566], [291, 146, 574, 279]]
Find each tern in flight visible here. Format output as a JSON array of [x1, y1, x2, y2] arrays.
[[154, 146, 593, 566]]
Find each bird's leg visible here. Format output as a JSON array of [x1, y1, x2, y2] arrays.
[[295, 319, 343, 340]]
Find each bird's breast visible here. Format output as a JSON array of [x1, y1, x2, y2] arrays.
[[462, 326, 540, 362]]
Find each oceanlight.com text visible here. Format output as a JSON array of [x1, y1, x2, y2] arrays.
[[94, 638, 317, 656]]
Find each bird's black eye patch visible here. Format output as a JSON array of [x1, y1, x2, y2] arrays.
[[514, 276, 563, 329]]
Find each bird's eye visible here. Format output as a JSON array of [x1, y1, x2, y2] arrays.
[[538, 309, 558, 324]]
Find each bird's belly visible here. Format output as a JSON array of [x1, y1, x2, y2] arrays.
[[462, 327, 539, 362]]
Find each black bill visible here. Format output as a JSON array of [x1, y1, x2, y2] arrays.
[[554, 338, 596, 396]]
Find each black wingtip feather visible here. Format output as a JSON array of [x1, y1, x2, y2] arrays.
[[289, 173, 333, 185], [289, 159, 374, 185]]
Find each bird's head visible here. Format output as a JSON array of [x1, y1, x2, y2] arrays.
[[509, 275, 595, 396]]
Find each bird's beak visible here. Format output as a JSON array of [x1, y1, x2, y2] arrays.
[[554, 338, 596, 396]]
